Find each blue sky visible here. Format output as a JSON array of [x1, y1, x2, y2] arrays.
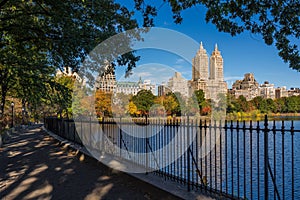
[[114, 1, 299, 89]]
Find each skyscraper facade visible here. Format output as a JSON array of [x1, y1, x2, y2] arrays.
[[167, 72, 189, 97], [192, 42, 209, 81], [95, 64, 116, 92], [190, 43, 227, 100], [209, 44, 224, 81]]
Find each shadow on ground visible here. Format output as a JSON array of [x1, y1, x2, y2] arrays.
[[0, 125, 181, 200]]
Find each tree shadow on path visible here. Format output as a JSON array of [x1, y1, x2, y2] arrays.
[[0, 125, 180, 200]]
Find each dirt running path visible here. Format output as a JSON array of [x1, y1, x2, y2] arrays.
[[0, 125, 181, 200]]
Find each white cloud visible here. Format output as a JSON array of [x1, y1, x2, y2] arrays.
[[118, 63, 176, 84], [175, 58, 186, 64]]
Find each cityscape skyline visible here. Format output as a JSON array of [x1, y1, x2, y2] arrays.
[[98, 43, 300, 99], [115, 66, 300, 100], [114, 43, 299, 91], [115, 52, 299, 94], [116, 64, 299, 91]]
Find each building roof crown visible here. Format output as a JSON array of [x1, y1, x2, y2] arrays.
[[211, 43, 221, 57], [197, 41, 207, 55]]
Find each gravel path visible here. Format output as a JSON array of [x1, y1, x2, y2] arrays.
[[0, 125, 181, 200]]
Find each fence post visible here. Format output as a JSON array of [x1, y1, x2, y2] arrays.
[[291, 120, 295, 200], [187, 115, 191, 192], [51, 118, 53, 132], [145, 115, 149, 174], [73, 119, 76, 142], [264, 115, 269, 200], [89, 114, 92, 148], [80, 117, 83, 145], [119, 117, 122, 158], [101, 117, 105, 154]]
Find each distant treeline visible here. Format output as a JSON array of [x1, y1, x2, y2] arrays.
[[69, 88, 300, 120], [93, 89, 300, 119], [227, 94, 300, 113]]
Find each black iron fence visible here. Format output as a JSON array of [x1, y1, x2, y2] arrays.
[[44, 116, 300, 200]]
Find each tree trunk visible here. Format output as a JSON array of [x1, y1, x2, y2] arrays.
[[0, 89, 7, 131]]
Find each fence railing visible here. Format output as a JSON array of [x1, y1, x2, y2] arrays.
[[44, 116, 299, 200]]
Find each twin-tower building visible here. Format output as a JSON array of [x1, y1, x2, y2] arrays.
[[189, 42, 227, 100]]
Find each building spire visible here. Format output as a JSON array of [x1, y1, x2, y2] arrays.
[[200, 41, 203, 49], [138, 76, 142, 83], [215, 43, 218, 51]]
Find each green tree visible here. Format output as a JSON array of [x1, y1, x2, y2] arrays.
[[266, 98, 276, 113], [0, 0, 142, 124], [237, 95, 249, 112], [133, 0, 300, 71], [258, 98, 270, 113], [274, 97, 287, 113], [166, 92, 186, 116], [72, 83, 93, 118], [0, 40, 51, 115], [0, 1, 140, 71], [286, 96, 299, 113], [132, 90, 155, 116], [31, 74, 76, 119], [251, 96, 264, 110], [226, 93, 239, 113], [194, 90, 205, 110], [53, 75, 75, 118]]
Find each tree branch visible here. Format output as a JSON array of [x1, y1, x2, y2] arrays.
[[0, 0, 9, 10]]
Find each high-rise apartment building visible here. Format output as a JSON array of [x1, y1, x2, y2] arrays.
[[231, 73, 260, 100], [95, 64, 116, 92], [209, 44, 224, 81], [167, 72, 189, 97], [190, 43, 227, 100], [192, 42, 209, 81]]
